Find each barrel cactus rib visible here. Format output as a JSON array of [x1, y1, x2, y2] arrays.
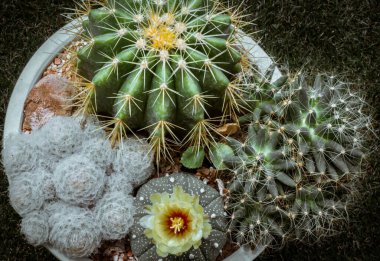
[[72, 0, 255, 162]]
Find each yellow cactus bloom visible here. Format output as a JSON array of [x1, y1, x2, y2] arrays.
[[139, 185, 212, 257], [144, 12, 177, 50]]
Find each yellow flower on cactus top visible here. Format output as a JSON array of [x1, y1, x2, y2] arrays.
[[139, 186, 212, 257]]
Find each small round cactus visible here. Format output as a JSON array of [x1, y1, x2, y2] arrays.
[[2, 134, 49, 176], [49, 204, 102, 257], [130, 172, 227, 261], [112, 138, 154, 186], [72, 0, 254, 161], [53, 155, 106, 206], [21, 211, 50, 246], [35, 116, 89, 159], [213, 72, 371, 246], [9, 171, 48, 216], [95, 191, 135, 240], [80, 136, 114, 170], [106, 172, 134, 195]]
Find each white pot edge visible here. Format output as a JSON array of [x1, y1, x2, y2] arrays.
[[2, 18, 279, 261]]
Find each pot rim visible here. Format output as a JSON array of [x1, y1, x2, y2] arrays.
[[3, 17, 280, 261]]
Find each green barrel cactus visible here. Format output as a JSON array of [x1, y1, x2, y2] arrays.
[[73, 0, 252, 160], [212, 72, 370, 246], [130, 172, 227, 260]]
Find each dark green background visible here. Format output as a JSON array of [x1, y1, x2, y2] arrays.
[[0, 0, 379, 260]]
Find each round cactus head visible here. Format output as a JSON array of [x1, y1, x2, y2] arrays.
[[130, 172, 227, 260], [48, 204, 102, 257], [72, 0, 254, 162]]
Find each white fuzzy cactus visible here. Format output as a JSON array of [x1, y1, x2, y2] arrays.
[[95, 191, 135, 240], [80, 137, 114, 170], [53, 155, 105, 206], [33, 116, 90, 160], [106, 172, 134, 195], [113, 138, 154, 186], [3, 115, 154, 257], [21, 211, 50, 246], [9, 171, 47, 216], [2, 134, 48, 176], [49, 204, 102, 257]]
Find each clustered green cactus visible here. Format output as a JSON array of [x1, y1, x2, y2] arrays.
[[213, 71, 371, 247], [73, 0, 254, 161]]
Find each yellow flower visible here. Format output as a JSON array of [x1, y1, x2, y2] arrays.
[[139, 186, 212, 257]]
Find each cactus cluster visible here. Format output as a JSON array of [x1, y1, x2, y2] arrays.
[[72, 0, 256, 161], [130, 172, 227, 261], [213, 72, 371, 246], [3, 116, 154, 257]]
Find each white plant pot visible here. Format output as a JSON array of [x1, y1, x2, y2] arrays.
[[3, 18, 280, 261]]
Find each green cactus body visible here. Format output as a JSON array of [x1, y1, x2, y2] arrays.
[[130, 172, 227, 261], [213, 72, 369, 246], [75, 0, 249, 157]]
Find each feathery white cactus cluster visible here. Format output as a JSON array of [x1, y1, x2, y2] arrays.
[[3, 116, 154, 257]]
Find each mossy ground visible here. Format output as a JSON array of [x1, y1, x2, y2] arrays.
[[0, 0, 379, 260]]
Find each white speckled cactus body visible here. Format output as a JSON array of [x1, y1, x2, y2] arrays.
[[130, 172, 227, 261], [74, 0, 253, 159], [214, 72, 371, 246]]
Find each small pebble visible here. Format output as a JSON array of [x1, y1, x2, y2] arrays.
[[54, 57, 62, 65]]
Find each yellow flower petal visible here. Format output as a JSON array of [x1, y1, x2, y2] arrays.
[[140, 185, 212, 257]]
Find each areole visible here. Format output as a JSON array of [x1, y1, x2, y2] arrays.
[[3, 18, 280, 261]]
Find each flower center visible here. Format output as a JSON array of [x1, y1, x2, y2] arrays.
[[144, 13, 177, 50], [170, 216, 185, 234], [145, 25, 176, 50]]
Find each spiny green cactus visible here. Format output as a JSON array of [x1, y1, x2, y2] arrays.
[[130, 172, 227, 260], [213, 72, 371, 247], [72, 0, 254, 161]]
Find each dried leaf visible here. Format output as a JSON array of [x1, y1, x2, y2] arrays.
[[216, 123, 240, 136]]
